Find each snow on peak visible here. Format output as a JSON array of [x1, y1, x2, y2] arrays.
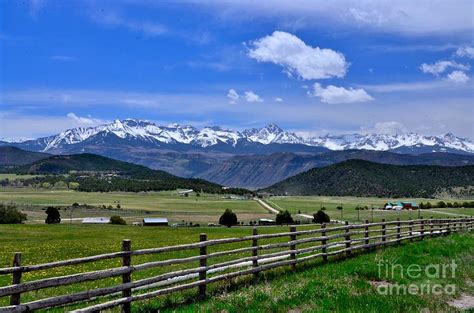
[[22, 119, 473, 154]]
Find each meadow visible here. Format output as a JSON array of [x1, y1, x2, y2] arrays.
[[0, 224, 472, 312], [267, 196, 474, 223], [0, 188, 272, 224]]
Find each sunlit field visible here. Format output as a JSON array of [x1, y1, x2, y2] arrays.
[[0, 188, 272, 224], [267, 196, 474, 223]]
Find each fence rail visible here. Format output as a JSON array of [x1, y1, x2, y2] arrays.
[[0, 217, 472, 312]]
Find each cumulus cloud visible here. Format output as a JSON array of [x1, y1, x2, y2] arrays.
[[247, 31, 348, 80], [455, 45, 474, 59], [309, 83, 373, 104], [446, 71, 470, 84], [419, 60, 469, 75], [274, 97, 284, 102], [227, 89, 239, 104], [67, 113, 103, 124], [244, 91, 263, 103]]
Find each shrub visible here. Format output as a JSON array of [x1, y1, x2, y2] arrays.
[[0, 204, 27, 224], [110, 215, 126, 225], [45, 207, 61, 224], [219, 209, 238, 228], [276, 210, 294, 225], [72, 202, 79, 207], [313, 210, 330, 224]]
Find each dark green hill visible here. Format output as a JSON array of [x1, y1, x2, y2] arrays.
[[262, 159, 474, 198], [16, 153, 246, 194], [0, 146, 50, 165]]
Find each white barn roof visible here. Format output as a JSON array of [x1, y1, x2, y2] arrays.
[[143, 218, 169, 223]]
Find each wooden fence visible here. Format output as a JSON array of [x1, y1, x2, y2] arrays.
[[0, 217, 472, 312]]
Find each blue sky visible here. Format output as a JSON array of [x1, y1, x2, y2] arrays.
[[1, 0, 473, 140]]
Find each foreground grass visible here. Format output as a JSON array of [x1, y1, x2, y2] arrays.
[[137, 232, 474, 313], [269, 196, 474, 222]]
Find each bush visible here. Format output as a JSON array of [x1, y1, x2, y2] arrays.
[[313, 210, 330, 224], [219, 209, 238, 228], [72, 202, 79, 207], [110, 215, 126, 225], [0, 204, 27, 224], [276, 210, 294, 225], [45, 207, 61, 224]]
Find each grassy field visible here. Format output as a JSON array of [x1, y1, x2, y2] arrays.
[[0, 224, 472, 312], [0, 188, 272, 224], [143, 232, 474, 313], [267, 196, 474, 223]]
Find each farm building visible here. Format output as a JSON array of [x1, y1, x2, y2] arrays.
[[82, 217, 110, 224], [258, 218, 276, 225], [178, 189, 193, 196], [384, 201, 418, 210], [143, 218, 169, 226]]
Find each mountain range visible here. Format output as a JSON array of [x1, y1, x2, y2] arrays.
[[2, 119, 473, 189], [4, 119, 474, 154]]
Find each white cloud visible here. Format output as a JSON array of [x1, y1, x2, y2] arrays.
[[66, 113, 103, 124], [274, 97, 284, 102], [198, 1, 473, 36], [372, 121, 407, 135], [446, 71, 470, 84], [244, 91, 263, 103], [227, 89, 239, 104], [247, 31, 348, 80], [455, 45, 474, 59], [419, 60, 469, 75], [92, 13, 166, 37], [309, 83, 373, 104]]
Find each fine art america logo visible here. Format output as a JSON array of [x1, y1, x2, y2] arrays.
[[376, 257, 457, 295]]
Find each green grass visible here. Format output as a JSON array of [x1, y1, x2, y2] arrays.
[[0, 224, 317, 311], [0, 224, 472, 312], [137, 232, 474, 313], [268, 196, 474, 222], [0, 188, 271, 223]]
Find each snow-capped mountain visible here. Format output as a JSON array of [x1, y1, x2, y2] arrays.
[[3, 119, 473, 154]]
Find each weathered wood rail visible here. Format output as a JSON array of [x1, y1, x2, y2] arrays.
[[0, 217, 472, 312]]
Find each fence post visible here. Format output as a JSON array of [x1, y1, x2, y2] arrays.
[[321, 223, 328, 262], [290, 226, 297, 270], [345, 221, 351, 257], [447, 218, 451, 235], [364, 219, 370, 252], [409, 220, 413, 242], [381, 219, 386, 244], [420, 217, 424, 239], [121, 239, 132, 313], [430, 216, 434, 237], [10, 252, 22, 306], [439, 218, 443, 235], [397, 218, 401, 244], [252, 227, 259, 278], [199, 233, 207, 300]]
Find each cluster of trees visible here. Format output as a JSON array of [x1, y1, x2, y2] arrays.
[[110, 215, 126, 225], [419, 201, 474, 209], [0, 204, 27, 224], [276, 210, 294, 225], [219, 209, 238, 227]]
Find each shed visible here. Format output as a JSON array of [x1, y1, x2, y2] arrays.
[[258, 218, 275, 226], [143, 218, 169, 226], [82, 217, 110, 224]]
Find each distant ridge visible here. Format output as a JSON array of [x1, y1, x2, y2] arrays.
[[262, 159, 474, 198], [0, 146, 50, 165]]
